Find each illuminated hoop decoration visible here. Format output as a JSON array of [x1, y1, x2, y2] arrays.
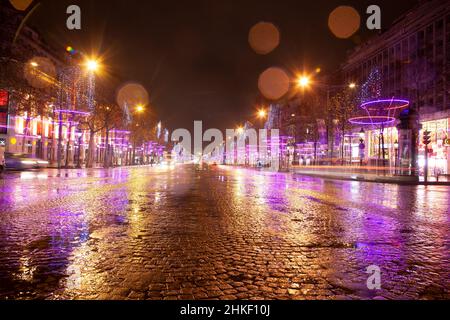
[[360, 99, 410, 111], [348, 116, 396, 126]]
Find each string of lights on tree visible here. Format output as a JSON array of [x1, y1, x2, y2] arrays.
[[358, 68, 382, 104], [57, 46, 96, 114]]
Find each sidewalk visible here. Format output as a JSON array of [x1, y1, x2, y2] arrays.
[[291, 167, 450, 186]]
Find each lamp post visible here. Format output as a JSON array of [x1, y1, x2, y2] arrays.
[[359, 128, 365, 167], [130, 104, 146, 165], [295, 73, 357, 166], [394, 139, 399, 175], [76, 129, 83, 168], [257, 108, 267, 129]]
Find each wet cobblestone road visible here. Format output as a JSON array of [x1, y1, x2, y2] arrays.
[[0, 164, 448, 300]]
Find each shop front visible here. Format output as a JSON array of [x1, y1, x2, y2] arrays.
[[360, 118, 449, 177], [364, 126, 399, 173], [420, 118, 449, 177]]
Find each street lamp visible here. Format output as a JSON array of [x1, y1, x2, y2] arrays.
[[394, 139, 399, 174], [85, 58, 100, 73], [135, 104, 145, 113], [76, 129, 83, 168], [297, 75, 311, 89], [237, 126, 244, 135], [257, 109, 267, 119]]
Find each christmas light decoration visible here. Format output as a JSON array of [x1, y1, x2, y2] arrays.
[[348, 116, 396, 125], [360, 99, 410, 111]]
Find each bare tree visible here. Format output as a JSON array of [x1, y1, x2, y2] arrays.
[[129, 112, 156, 165], [328, 89, 358, 165], [101, 104, 125, 168]]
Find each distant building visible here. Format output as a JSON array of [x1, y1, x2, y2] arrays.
[[0, 1, 67, 163]]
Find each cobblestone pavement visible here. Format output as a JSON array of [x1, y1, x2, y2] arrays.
[[0, 164, 448, 300]]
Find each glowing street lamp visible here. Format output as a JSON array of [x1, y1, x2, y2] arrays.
[[237, 127, 244, 135], [30, 61, 38, 68], [135, 104, 145, 113], [349, 82, 357, 89], [258, 109, 267, 119], [297, 75, 311, 89], [85, 58, 100, 73]]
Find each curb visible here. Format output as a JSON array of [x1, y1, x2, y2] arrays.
[[292, 171, 450, 186]]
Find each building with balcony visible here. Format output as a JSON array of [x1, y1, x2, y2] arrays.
[[341, 0, 450, 176]]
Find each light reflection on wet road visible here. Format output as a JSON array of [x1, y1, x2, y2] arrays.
[[0, 164, 448, 300]]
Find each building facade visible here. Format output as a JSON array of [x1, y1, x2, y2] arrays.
[[341, 0, 450, 176]]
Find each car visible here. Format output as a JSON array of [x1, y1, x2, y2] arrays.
[[4, 153, 49, 170]]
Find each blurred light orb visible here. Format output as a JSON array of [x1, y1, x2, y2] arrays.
[[24, 57, 56, 89], [258, 67, 290, 101], [249, 22, 280, 55], [9, 0, 33, 11], [116, 83, 149, 110], [66, 46, 76, 55], [328, 6, 361, 39]]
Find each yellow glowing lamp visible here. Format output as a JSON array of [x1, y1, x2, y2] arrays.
[[258, 109, 267, 119], [297, 76, 311, 88], [10, 137, 17, 145], [135, 105, 145, 113], [85, 58, 100, 72]]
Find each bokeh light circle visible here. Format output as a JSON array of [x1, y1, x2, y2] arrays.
[[116, 82, 149, 109], [9, 0, 33, 11], [249, 22, 280, 55], [328, 6, 361, 39], [24, 57, 56, 89], [258, 67, 290, 101]]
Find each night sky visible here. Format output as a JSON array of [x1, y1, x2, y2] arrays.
[[27, 0, 418, 131]]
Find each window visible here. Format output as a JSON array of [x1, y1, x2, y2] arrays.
[[0, 110, 7, 134]]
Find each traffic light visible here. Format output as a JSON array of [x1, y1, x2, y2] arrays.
[[423, 130, 432, 146]]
